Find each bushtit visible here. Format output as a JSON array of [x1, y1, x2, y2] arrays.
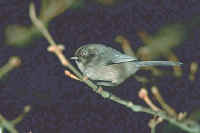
[[71, 44, 182, 86]]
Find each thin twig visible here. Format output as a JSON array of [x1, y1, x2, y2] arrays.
[[11, 105, 31, 125], [0, 114, 18, 133], [139, 88, 161, 112], [151, 86, 178, 117], [29, 4, 55, 46]]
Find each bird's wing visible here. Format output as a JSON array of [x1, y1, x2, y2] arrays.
[[111, 54, 137, 64], [104, 54, 137, 65], [99, 46, 137, 65]]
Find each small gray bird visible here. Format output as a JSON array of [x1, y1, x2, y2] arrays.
[[71, 44, 182, 86]]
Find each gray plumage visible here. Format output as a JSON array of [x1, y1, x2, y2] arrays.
[[71, 44, 182, 86]]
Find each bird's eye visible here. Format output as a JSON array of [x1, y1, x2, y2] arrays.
[[81, 50, 88, 56]]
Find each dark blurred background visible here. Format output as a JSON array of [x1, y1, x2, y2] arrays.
[[0, 0, 200, 133]]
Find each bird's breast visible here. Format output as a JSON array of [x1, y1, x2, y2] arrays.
[[84, 62, 139, 83]]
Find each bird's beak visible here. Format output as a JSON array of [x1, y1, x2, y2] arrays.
[[70, 56, 79, 60]]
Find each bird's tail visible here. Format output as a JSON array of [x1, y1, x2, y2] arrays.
[[135, 61, 183, 67]]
